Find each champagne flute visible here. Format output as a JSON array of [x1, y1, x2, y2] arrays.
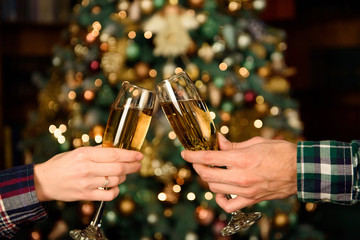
[[70, 82, 155, 240], [155, 71, 262, 236]]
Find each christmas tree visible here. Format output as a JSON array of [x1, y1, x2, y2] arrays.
[[20, 0, 319, 239]]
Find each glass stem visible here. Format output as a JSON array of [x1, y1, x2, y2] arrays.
[[91, 201, 106, 227]]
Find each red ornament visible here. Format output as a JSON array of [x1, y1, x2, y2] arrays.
[[90, 60, 100, 71]]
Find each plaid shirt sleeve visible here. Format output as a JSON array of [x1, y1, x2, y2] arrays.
[[0, 164, 47, 238], [297, 140, 360, 205]]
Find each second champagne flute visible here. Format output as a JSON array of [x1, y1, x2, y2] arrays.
[[155, 71, 262, 236], [70, 82, 155, 240]]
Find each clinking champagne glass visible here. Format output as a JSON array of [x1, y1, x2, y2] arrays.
[[155, 71, 262, 236], [70, 82, 155, 240]]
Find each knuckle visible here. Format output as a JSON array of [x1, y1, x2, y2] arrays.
[[221, 204, 234, 213], [251, 136, 264, 143], [119, 175, 126, 184], [74, 147, 87, 159], [108, 148, 120, 162]]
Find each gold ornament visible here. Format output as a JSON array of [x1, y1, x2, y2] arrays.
[[48, 220, 69, 240], [264, 76, 290, 93], [258, 215, 271, 240], [135, 62, 151, 79], [186, 40, 198, 56], [258, 65, 271, 78], [119, 197, 136, 216], [140, 0, 154, 14], [250, 42, 267, 59], [195, 206, 215, 226], [30, 230, 41, 240], [80, 201, 95, 224], [223, 85, 236, 97], [185, 63, 200, 80], [208, 83, 222, 108], [100, 38, 128, 84], [274, 212, 289, 228], [188, 0, 205, 8], [198, 43, 214, 63], [140, 143, 155, 177]]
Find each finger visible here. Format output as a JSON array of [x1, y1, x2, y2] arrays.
[[218, 134, 266, 151], [89, 187, 120, 201], [73, 147, 143, 163], [216, 194, 256, 213], [87, 162, 141, 177], [206, 182, 245, 195], [91, 175, 126, 189], [181, 150, 237, 166], [192, 164, 230, 183]]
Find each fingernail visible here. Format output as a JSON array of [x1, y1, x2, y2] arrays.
[[136, 153, 144, 161], [218, 133, 228, 143]]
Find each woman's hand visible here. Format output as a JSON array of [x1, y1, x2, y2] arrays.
[[34, 146, 143, 202], [181, 134, 297, 213]]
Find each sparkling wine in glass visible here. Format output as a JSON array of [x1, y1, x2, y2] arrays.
[[155, 71, 262, 236], [70, 82, 155, 240]]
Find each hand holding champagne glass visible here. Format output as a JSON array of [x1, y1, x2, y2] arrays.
[[70, 82, 155, 240], [155, 72, 262, 236]]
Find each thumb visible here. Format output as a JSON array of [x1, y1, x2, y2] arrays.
[[218, 133, 244, 150]]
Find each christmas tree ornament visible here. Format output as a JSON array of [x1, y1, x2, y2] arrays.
[[128, 0, 141, 21], [258, 215, 271, 240], [222, 24, 236, 50], [163, 61, 176, 78], [118, 0, 131, 11], [200, 17, 218, 39], [265, 76, 290, 93], [186, 40, 198, 56], [274, 212, 289, 228], [212, 40, 226, 56], [195, 205, 215, 226], [185, 63, 200, 80], [48, 220, 69, 240], [135, 62, 150, 79], [105, 210, 118, 224], [140, 0, 154, 14], [30, 230, 41, 240], [198, 43, 214, 63], [188, 0, 205, 9], [223, 84, 236, 97], [251, 42, 267, 59], [153, 0, 166, 9], [147, 213, 159, 224], [208, 83, 222, 107], [233, 92, 244, 105], [118, 197, 136, 216], [185, 232, 198, 240], [126, 41, 141, 61], [80, 201, 95, 224], [237, 32, 252, 49], [143, 4, 199, 57], [253, 0, 267, 11], [221, 101, 234, 113], [213, 75, 225, 88], [101, 38, 127, 82]]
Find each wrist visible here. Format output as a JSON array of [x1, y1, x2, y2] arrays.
[[33, 163, 50, 202]]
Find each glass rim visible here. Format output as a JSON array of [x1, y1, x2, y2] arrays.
[[156, 71, 190, 86], [121, 81, 155, 93]]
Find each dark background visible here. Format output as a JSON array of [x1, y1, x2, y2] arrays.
[[1, 1, 360, 239]]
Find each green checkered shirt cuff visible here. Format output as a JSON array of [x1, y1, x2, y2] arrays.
[[297, 140, 360, 205]]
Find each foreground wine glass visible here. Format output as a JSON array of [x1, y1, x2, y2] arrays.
[[70, 82, 155, 240], [155, 72, 262, 236]]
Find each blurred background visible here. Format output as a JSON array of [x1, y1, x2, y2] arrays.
[[1, 0, 360, 239]]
